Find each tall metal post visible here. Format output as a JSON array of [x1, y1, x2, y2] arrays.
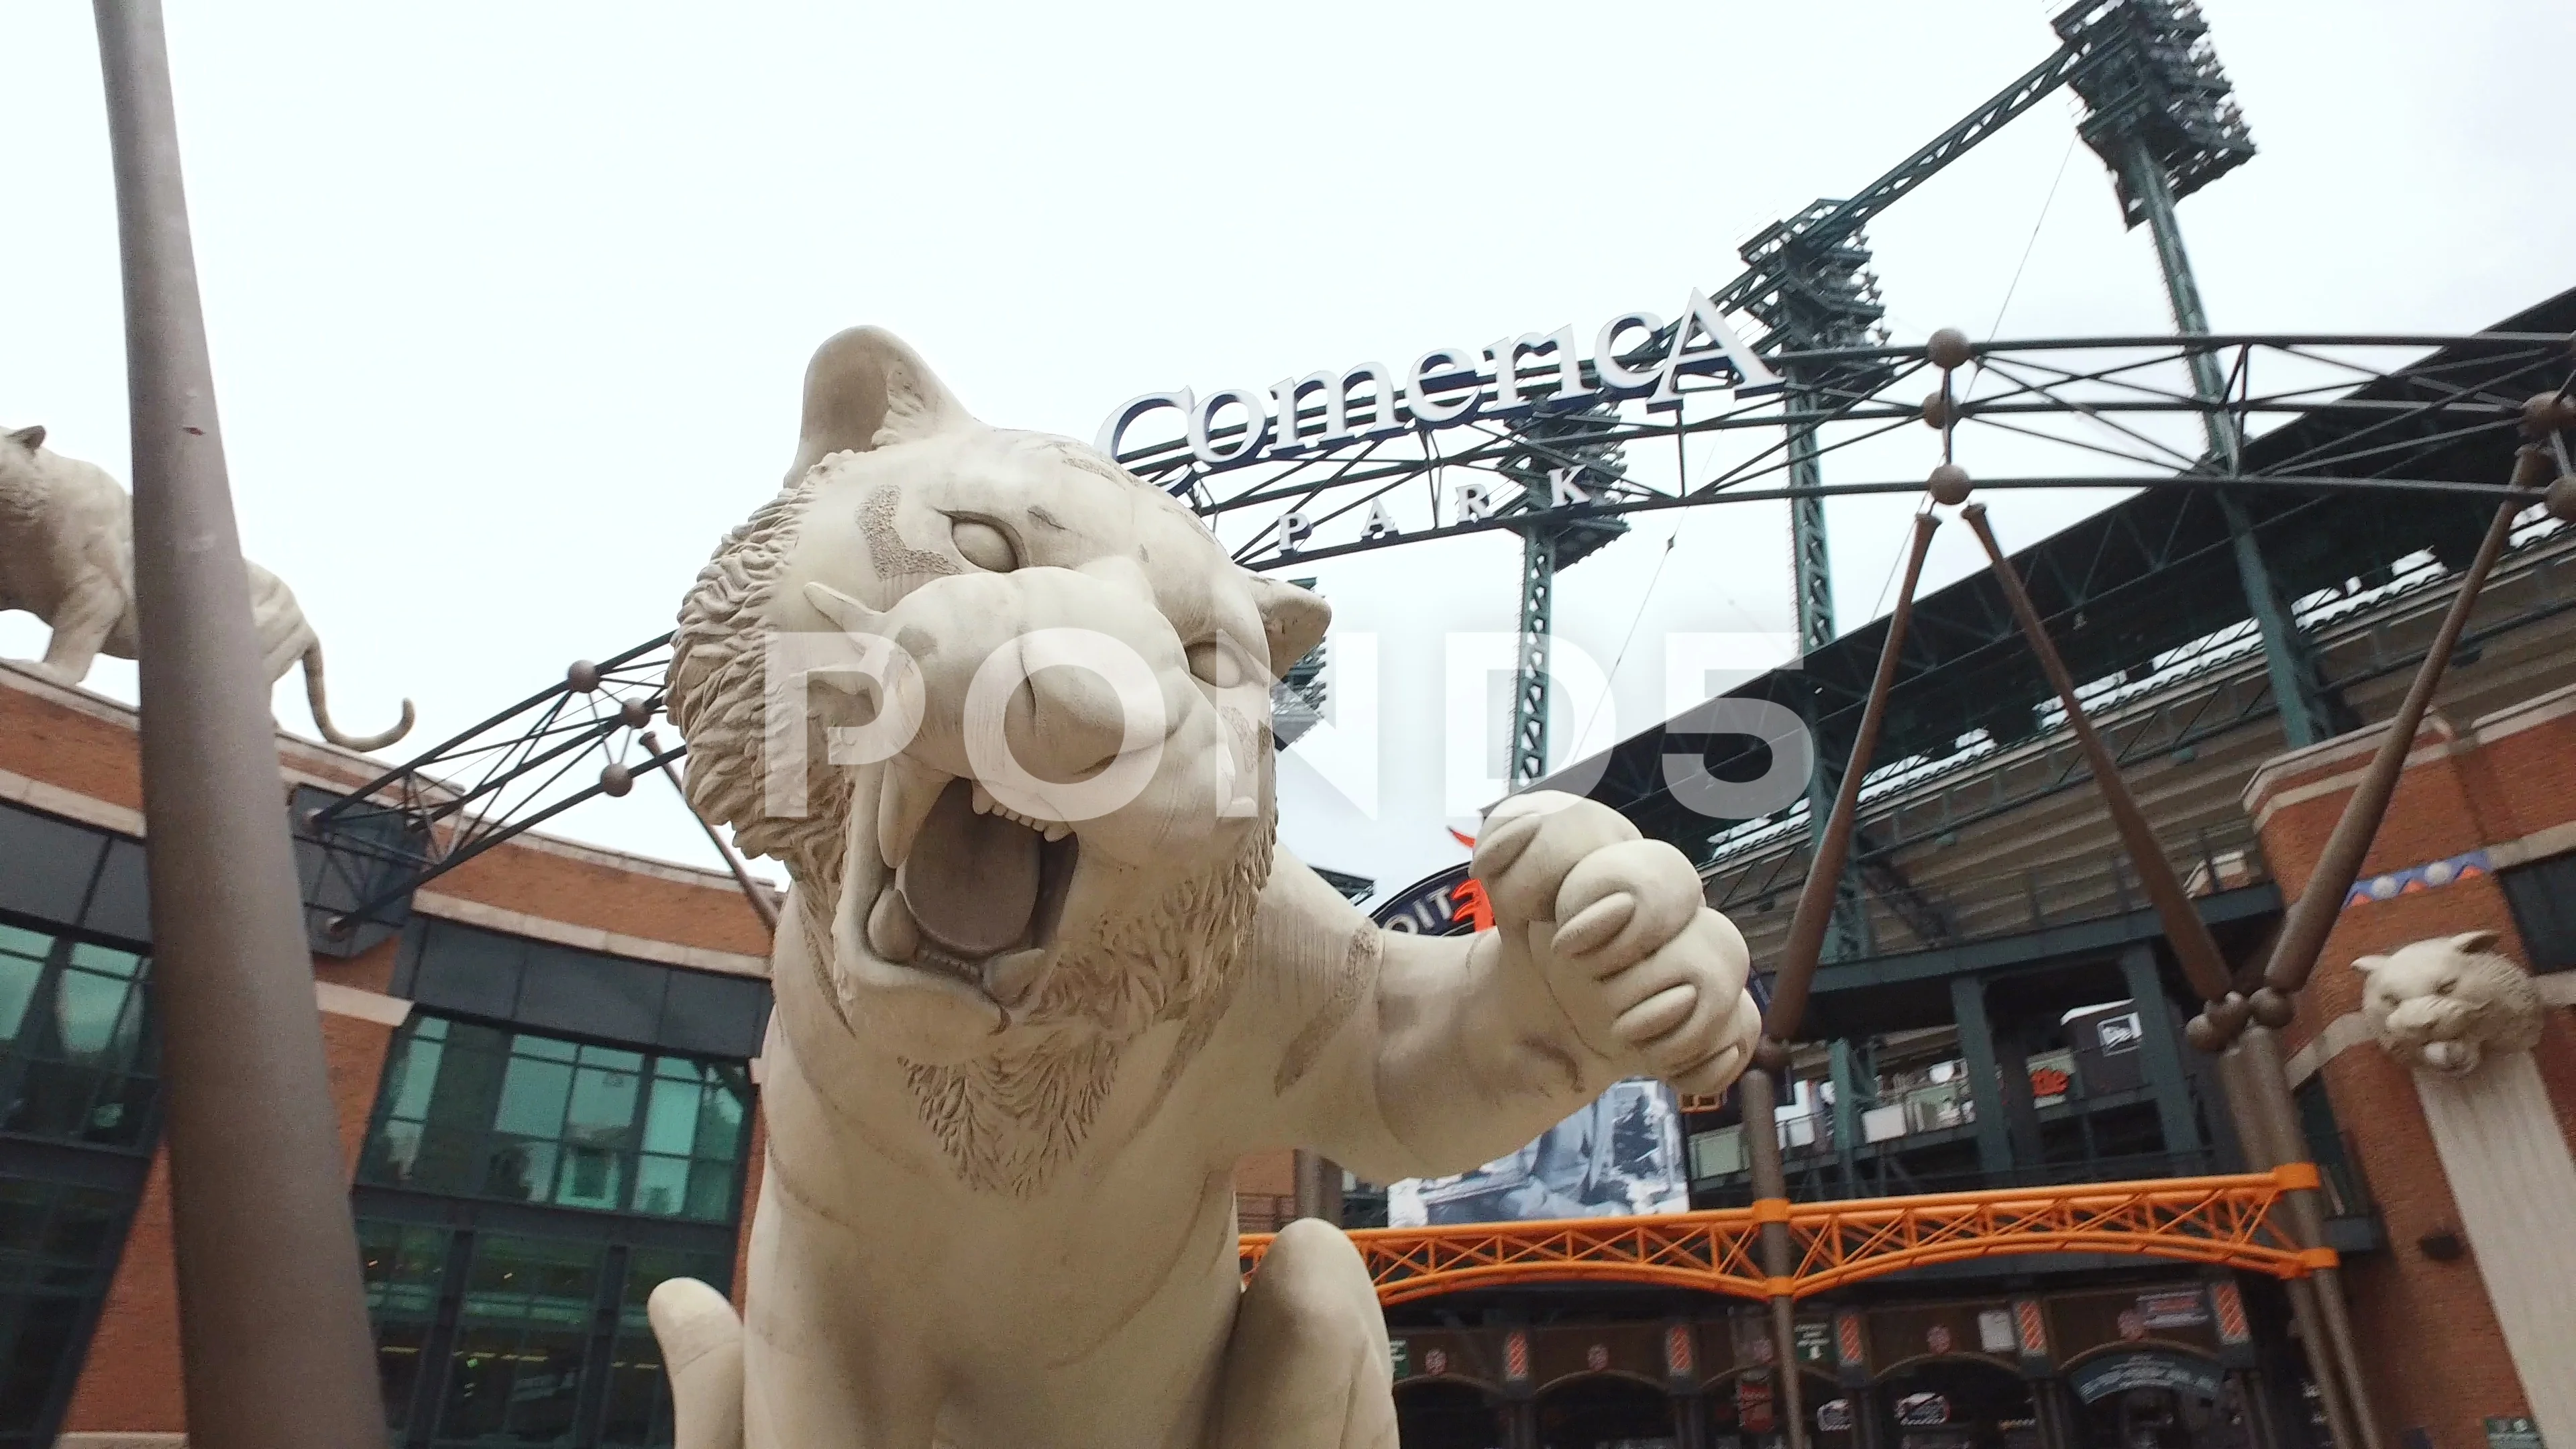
[[93, 4, 388, 1445], [1506, 526, 1556, 788], [2212, 1047, 2363, 1449], [1738, 1068, 1810, 1449], [2117, 140, 2345, 748]]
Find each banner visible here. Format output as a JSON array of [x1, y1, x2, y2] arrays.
[[1386, 1075, 1688, 1226]]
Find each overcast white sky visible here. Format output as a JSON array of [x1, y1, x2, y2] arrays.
[[7, 1, 2571, 901]]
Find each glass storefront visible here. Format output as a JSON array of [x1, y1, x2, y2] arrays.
[[362, 1218, 729, 1449], [356, 1012, 753, 1449]]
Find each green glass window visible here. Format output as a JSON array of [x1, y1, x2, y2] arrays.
[[0, 924, 156, 1150], [360, 1014, 750, 1224]]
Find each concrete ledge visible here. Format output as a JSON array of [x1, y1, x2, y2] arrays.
[[0, 764, 144, 837], [57, 1434, 188, 1448], [316, 979, 413, 1026]]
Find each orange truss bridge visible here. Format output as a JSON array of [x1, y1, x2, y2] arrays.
[[1238, 1167, 2336, 1306]]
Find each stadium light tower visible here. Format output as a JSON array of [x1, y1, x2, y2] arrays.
[[2056, 0, 2352, 748]]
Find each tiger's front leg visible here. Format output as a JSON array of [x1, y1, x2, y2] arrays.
[[37, 574, 123, 686], [1208, 1219, 1397, 1449]]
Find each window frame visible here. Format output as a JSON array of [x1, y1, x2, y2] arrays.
[[357, 1010, 752, 1226]]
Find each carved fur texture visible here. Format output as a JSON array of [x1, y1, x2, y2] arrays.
[[2356, 931, 2546, 1077]]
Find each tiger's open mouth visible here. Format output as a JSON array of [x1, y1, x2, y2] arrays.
[[856, 757, 1079, 1008]]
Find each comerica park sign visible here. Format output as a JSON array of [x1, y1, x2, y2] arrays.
[[1099, 290, 1784, 474]]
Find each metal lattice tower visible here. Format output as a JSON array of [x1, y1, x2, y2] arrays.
[[1736, 207, 1896, 655], [1499, 407, 1629, 788], [1507, 529, 1558, 789], [2057, 0, 2353, 747]]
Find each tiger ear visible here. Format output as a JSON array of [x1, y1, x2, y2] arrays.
[[1244, 573, 1331, 682], [2452, 930, 2503, 956], [786, 328, 973, 485], [7, 425, 43, 451], [2352, 955, 2387, 975]]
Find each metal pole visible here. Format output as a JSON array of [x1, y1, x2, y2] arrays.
[[92, 3, 387, 1446], [1738, 1067, 1809, 1449], [2247, 496, 2524, 1010], [2234, 1026, 2381, 1449], [2212, 1044, 2363, 1449], [1960, 503, 2236, 1006], [641, 729, 777, 933], [1766, 513, 1937, 1042]]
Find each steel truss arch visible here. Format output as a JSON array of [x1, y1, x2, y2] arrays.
[[1237, 1166, 2330, 1305], [1114, 331, 2569, 574], [301, 312, 2572, 925]]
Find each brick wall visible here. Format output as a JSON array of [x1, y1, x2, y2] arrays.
[[2244, 690, 2576, 1444]]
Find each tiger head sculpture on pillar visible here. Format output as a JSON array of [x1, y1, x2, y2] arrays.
[[2355, 930, 2546, 1077], [646, 327, 1764, 1449]]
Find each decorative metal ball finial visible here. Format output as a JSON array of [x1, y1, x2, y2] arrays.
[[1921, 390, 1955, 430], [599, 762, 635, 797], [1928, 464, 1973, 506], [1926, 328, 1974, 371], [567, 659, 603, 693], [2249, 986, 2296, 1029], [2548, 472, 2576, 524], [2520, 390, 2576, 437], [619, 698, 653, 730], [1752, 1036, 1791, 1075]]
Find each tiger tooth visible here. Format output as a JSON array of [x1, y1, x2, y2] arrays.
[[877, 757, 949, 870], [1043, 822, 1069, 842], [972, 782, 996, 815], [866, 887, 920, 963], [982, 947, 1052, 1008]]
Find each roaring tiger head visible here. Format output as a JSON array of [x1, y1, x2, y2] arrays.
[[668, 329, 1327, 1091], [2354, 930, 2546, 1077]]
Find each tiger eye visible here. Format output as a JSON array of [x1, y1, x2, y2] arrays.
[[951, 519, 1017, 572], [1186, 641, 1243, 690]]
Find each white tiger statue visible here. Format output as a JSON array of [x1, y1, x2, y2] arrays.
[[2355, 930, 2546, 1077], [0, 423, 413, 751], [642, 327, 1764, 1449]]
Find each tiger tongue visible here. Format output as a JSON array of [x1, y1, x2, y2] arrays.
[[894, 779, 1041, 961]]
